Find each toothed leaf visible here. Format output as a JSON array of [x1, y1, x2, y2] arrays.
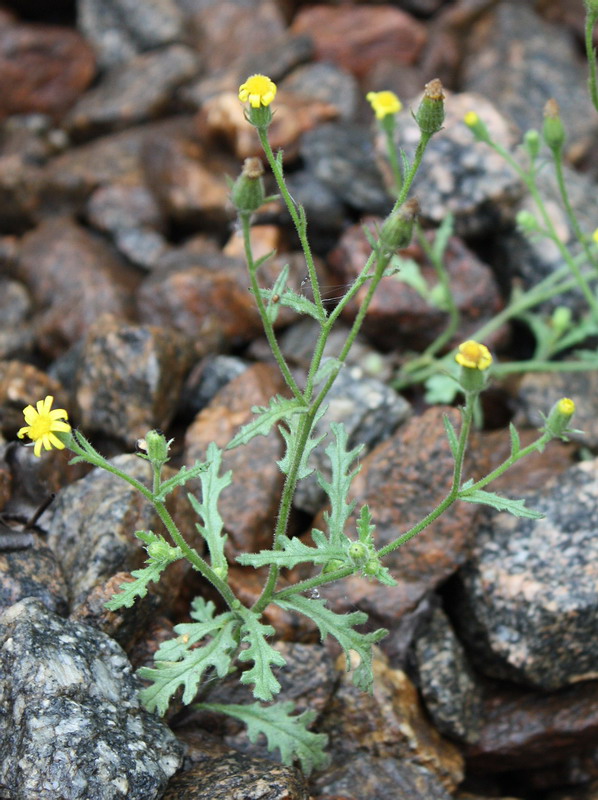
[[227, 396, 307, 450], [237, 608, 286, 701], [459, 488, 544, 519]]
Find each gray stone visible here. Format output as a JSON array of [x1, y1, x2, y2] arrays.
[[292, 361, 411, 515], [281, 62, 359, 121], [78, 0, 185, 70], [179, 355, 249, 421], [413, 606, 484, 744], [456, 459, 598, 690], [0, 598, 182, 800]]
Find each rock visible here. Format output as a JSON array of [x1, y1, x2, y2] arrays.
[[319, 406, 480, 626], [17, 218, 139, 359], [184, 363, 286, 556], [461, 2, 598, 162], [455, 458, 598, 690], [328, 222, 505, 352], [300, 123, 392, 215], [413, 605, 484, 744], [86, 181, 165, 235], [0, 279, 34, 359], [78, 0, 185, 70], [179, 355, 249, 422], [386, 91, 523, 238], [0, 597, 182, 800], [163, 734, 309, 800], [0, 23, 95, 120], [283, 171, 346, 245], [281, 63, 359, 122], [65, 45, 200, 139], [546, 781, 598, 800], [75, 316, 194, 445], [291, 363, 411, 515], [514, 371, 598, 450], [1, 113, 69, 165], [0, 531, 68, 615], [46, 454, 199, 610], [0, 360, 67, 438], [315, 649, 463, 794], [290, 4, 427, 81]]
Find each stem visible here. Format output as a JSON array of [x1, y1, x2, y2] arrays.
[[585, 9, 598, 113], [553, 153, 598, 274], [416, 223, 460, 357], [461, 433, 552, 494]]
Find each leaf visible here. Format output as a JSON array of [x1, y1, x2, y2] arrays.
[[313, 357, 342, 387], [424, 371, 460, 404], [195, 701, 329, 775], [237, 533, 345, 569], [277, 595, 387, 692], [227, 396, 307, 450], [154, 459, 209, 502], [509, 422, 521, 457], [138, 613, 238, 714], [443, 414, 459, 459], [387, 256, 430, 298], [237, 608, 286, 701], [318, 422, 363, 547], [278, 403, 327, 481], [459, 488, 544, 519], [431, 212, 454, 263], [265, 264, 289, 325], [356, 504, 375, 546], [257, 287, 325, 322], [187, 442, 231, 576]]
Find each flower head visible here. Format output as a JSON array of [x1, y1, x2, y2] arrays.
[[464, 111, 479, 127], [557, 397, 575, 416], [238, 74, 277, 108], [17, 395, 71, 457], [455, 340, 493, 371], [366, 90, 402, 120], [592, 228, 598, 245]]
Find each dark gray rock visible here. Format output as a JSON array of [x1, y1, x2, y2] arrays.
[[456, 459, 598, 690], [413, 606, 484, 744], [300, 122, 392, 215], [291, 361, 411, 514], [78, 0, 185, 70], [283, 170, 346, 244], [281, 62, 359, 121], [0, 532, 68, 616], [179, 355, 249, 421], [0, 279, 34, 359], [0, 597, 182, 800], [65, 45, 200, 139]]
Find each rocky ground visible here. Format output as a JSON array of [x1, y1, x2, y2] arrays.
[[0, 0, 598, 798]]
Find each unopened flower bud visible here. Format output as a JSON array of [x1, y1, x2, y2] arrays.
[[379, 197, 419, 252], [348, 541, 368, 564], [516, 209, 540, 234], [542, 98, 566, 154], [464, 110, 491, 144], [544, 397, 576, 438], [524, 129, 541, 160], [144, 430, 171, 465], [231, 157, 266, 213], [455, 340, 492, 393], [415, 79, 445, 136], [551, 306, 572, 335], [148, 539, 176, 561]]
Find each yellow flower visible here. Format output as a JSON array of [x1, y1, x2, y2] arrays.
[[557, 397, 575, 416], [366, 90, 402, 120], [455, 341, 493, 371], [17, 395, 71, 457], [592, 228, 598, 245], [464, 111, 479, 127], [238, 74, 277, 108]]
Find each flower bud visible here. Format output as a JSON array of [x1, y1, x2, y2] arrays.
[[238, 74, 277, 128], [379, 197, 419, 253], [516, 209, 540, 234], [455, 340, 492, 393], [415, 79, 445, 136], [348, 541, 368, 564], [144, 430, 171, 465], [524, 129, 541, 160], [544, 397, 576, 438], [542, 99, 566, 154], [464, 110, 491, 144], [231, 157, 266, 214], [551, 306, 572, 335], [147, 539, 176, 561]]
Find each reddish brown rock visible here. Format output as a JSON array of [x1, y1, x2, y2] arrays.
[[0, 361, 67, 437], [319, 406, 480, 625], [328, 223, 504, 352], [185, 363, 288, 556], [16, 218, 139, 358], [291, 5, 427, 80], [0, 23, 95, 120]]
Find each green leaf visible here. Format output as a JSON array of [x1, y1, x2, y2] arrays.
[[258, 287, 325, 322], [318, 422, 363, 547], [187, 442, 231, 577], [387, 256, 430, 298], [459, 488, 544, 519], [509, 422, 521, 457], [104, 530, 182, 611], [424, 371, 460, 404], [195, 701, 329, 775], [138, 612, 238, 714], [154, 459, 209, 502], [237, 533, 345, 569], [278, 403, 327, 481], [443, 413, 459, 459], [277, 595, 387, 692], [237, 608, 286, 701], [356, 504, 375, 546], [313, 357, 342, 387], [227, 396, 307, 450], [431, 212, 454, 263]]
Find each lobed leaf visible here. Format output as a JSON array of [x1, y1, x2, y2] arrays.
[[237, 608, 286, 701], [318, 422, 363, 547], [227, 396, 307, 450], [187, 442, 231, 576], [459, 488, 544, 519]]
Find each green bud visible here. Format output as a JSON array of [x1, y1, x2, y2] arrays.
[[551, 305, 572, 335], [524, 129, 541, 160], [363, 558, 379, 577], [322, 559, 345, 574], [415, 79, 445, 136], [231, 157, 266, 214], [379, 197, 419, 253], [544, 397, 576, 438], [147, 539, 175, 561], [143, 430, 171, 465], [542, 99, 565, 154], [516, 209, 540, 234], [212, 564, 228, 580], [348, 541, 368, 564]]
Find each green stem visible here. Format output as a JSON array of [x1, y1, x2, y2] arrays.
[[416, 223, 460, 357], [553, 153, 598, 274], [585, 9, 598, 113], [461, 432, 551, 494], [383, 122, 403, 195]]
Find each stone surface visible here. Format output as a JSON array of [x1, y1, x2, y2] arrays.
[[456, 458, 598, 690], [413, 605, 484, 744], [184, 363, 287, 556], [318, 406, 480, 626], [0, 360, 67, 437], [16, 218, 138, 358], [280, 62, 359, 122], [0, 279, 34, 359], [46, 454, 199, 610], [0, 531, 68, 615], [78, 0, 185, 69], [315, 649, 463, 794], [75, 316, 194, 445], [0, 23, 95, 120], [291, 4, 427, 80], [179, 355, 249, 422], [328, 223, 505, 352], [65, 45, 200, 139], [0, 598, 182, 800]]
